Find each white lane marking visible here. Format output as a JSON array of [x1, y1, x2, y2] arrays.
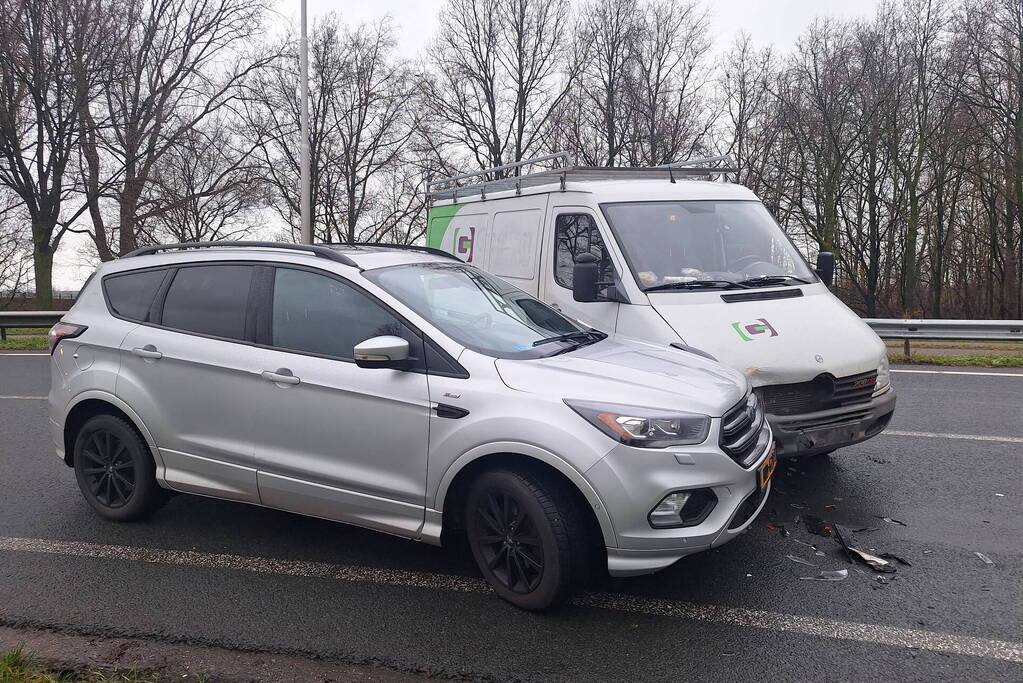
[[892, 369, 1023, 377], [0, 353, 48, 357], [0, 395, 45, 400], [884, 430, 1023, 444], [0, 536, 1019, 663]]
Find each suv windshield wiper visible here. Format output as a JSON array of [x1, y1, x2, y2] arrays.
[[737, 274, 812, 287], [644, 279, 750, 292], [531, 329, 605, 348]]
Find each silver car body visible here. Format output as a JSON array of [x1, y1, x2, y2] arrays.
[[50, 245, 773, 576]]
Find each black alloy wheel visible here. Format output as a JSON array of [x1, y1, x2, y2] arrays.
[[465, 469, 594, 610], [73, 414, 167, 521], [474, 489, 545, 593], [78, 429, 136, 508]]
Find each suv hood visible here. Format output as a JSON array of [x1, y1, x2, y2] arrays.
[[495, 338, 747, 418], [650, 285, 885, 386]]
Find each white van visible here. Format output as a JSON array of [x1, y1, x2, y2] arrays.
[[425, 154, 895, 458]]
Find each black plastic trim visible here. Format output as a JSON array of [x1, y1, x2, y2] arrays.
[[669, 342, 717, 361], [338, 242, 457, 260], [720, 288, 803, 303], [434, 403, 470, 419]]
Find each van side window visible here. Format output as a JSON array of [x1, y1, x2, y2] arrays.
[[271, 268, 404, 359], [103, 269, 166, 322], [161, 265, 254, 340], [554, 214, 613, 289]]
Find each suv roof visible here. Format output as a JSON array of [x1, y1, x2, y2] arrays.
[[120, 241, 457, 271]]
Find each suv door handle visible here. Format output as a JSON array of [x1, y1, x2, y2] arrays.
[[261, 369, 300, 385], [131, 345, 162, 360]]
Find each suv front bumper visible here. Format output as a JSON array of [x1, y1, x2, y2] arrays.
[[769, 387, 896, 457], [585, 422, 774, 577]]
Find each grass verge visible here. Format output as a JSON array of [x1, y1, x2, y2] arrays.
[[888, 352, 1023, 368], [1, 645, 204, 682], [0, 336, 47, 351]]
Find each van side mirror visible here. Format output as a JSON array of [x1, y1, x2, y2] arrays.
[[815, 251, 834, 287], [572, 253, 600, 302], [354, 335, 410, 370]]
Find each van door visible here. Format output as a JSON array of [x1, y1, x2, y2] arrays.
[[481, 196, 548, 296], [540, 205, 621, 333]]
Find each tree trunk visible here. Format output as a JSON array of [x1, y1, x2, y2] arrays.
[[32, 231, 54, 310]]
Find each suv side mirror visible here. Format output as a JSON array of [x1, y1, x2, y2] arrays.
[[572, 253, 600, 302], [354, 335, 410, 370], [815, 251, 834, 287]]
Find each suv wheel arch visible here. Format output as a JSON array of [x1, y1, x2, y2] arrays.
[[63, 394, 160, 470]]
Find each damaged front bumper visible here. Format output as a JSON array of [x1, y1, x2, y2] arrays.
[[769, 387, 896, 457]]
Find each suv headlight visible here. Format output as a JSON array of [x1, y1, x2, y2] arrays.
[[564, 400, 711, 448], [874, 354, 891, 395]]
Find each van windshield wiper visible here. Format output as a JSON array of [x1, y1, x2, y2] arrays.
[[737, 275, 812, 287], [644, 279, 750, 292], [531, 329, 605, 348]]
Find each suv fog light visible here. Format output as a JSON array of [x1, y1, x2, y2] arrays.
[[649, 488, 718, 528]]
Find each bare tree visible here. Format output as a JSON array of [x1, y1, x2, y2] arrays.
[[423, 0, 572, 173], [79, 0, 271, 259], [0, 0, 109, 307], [0, 191, 31, 309]]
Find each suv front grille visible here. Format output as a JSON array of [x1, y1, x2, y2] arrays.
[[758, 370, 877, 416], [720, 393, 765, 468]]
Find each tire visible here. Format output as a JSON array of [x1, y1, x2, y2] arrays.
[[73, 414, 167, 522], [465, 468, 593, 611]]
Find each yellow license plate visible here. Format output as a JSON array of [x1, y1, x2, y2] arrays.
[[758, 446, 777, 490]]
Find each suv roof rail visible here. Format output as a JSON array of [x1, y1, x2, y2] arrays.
[[339, 242, 457, 260], [122, 241, 361, 268]]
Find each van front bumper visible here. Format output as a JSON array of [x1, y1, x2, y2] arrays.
[[768, 387, 896, 457]]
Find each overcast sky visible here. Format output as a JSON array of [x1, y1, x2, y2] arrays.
[[52, 0, 883, 289]]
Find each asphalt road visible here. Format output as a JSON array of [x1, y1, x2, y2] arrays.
[[1, 353, 1020, 680]]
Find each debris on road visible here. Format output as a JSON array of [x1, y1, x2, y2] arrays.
[[974, 551, 994, 565], [833, 524, 898, 573], [798, 569, 848, 581], [766, 523, 790, 537], [878, 552, 912, 567], [802, 515, 831, 536], [874, 516, 908, 526], [785, 554, 817, 567]]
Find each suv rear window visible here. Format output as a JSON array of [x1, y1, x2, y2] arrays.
[[103, 269, 166, 322], [161, 265, 253, 340]]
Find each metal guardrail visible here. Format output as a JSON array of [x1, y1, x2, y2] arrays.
[[0, 311, 63, 341], [864, 319, 1023, 341]]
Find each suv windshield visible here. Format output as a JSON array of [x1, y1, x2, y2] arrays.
[[366, 262, 600, 358], [601, 200, 817, 290]]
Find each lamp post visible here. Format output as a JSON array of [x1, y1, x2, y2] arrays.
[[299, 0, 312, 244]]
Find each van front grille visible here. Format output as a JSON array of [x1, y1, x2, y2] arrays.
[[759, 370, 877, 416], [720, 393, 765, 468]]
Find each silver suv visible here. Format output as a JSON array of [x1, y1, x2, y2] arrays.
[[49, 242, 775, 610]]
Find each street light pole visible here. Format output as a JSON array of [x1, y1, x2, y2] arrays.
[[299, 0, 312, 244]]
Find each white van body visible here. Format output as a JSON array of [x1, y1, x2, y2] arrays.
[[426, 162, 895, 457]]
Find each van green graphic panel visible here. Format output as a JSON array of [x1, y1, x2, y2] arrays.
[[427, 205, 463, 249]]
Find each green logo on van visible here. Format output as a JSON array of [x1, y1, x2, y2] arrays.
[[732, 318, 778, 341]]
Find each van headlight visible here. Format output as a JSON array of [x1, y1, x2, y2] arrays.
[[874, 354, 891, 395], [564, 400, 711, 447]]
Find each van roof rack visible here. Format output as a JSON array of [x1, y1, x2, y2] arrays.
[[427, 153, 737, 203], [334, 242, 457, 260], [123, 241, 361, 268]]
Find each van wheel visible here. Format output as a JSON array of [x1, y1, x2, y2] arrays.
[[465, 469, 590, 611], [73, 414, 166, 522]]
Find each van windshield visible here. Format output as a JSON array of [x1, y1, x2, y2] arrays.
[[366, 262, 603, 359], [601, 200, 817, 290]]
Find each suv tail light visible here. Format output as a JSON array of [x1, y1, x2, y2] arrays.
[[47, 322, 87, 354]]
